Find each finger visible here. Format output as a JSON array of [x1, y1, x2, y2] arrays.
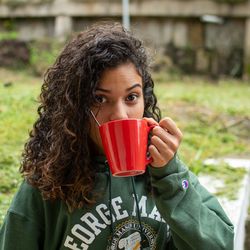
[[151, 131, 178, 152], [143, 117, 159, 126], [148, 145, 166, 167], [159, 117, 183, 138]]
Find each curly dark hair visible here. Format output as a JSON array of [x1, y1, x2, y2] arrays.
[[20, 22, 161, 211]]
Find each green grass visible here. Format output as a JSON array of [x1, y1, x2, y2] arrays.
[[154, 73, 250, 162], [0, 69, 41, 223], [0, 69, 250, 225], [154, 73, 250, 201]]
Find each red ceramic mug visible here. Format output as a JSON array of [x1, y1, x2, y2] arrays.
[[99, 118, 155, 177]]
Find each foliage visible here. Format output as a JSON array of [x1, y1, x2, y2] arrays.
[[0, 0, 53, 7], [213, 0, 247, 3], [157, 79, 249, 134], [0, 30, 63, 75], [0, 69, 41, 223], [0, 32, 18, 41], [246, 63, 250, 77], [154, 72, 250, 198], [29, 39, 63, 76]]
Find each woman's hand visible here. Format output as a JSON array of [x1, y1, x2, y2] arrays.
[[143, 117, 183, 168]]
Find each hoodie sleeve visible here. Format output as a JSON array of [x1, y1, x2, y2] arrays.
[[0, 211, 43, 250], [0, 182, 44, 250], [148, 155, 234, 250]]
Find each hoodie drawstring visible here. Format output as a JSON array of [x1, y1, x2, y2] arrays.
[[105, 160, 144, 247], [106, 160, 114, 241], [131, 177, 144, 245]]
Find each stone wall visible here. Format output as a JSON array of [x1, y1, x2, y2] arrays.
[[0, 0, 250, 77]]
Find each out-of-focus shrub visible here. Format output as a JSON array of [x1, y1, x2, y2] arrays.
[[29, 39, 63, 76]]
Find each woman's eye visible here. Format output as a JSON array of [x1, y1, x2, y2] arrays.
[[126, 94, 138, 102], [94, 95, 106, 104]]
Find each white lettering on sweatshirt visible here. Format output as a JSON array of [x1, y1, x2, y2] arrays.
[[72, 224, 94, 245], [81, 213, 107, 235], [148, 205, 162, 221], [132, 195, 147, 217], [64, 195, 165, 249], [112, 196, 128, 220], [96, 204, 111, 225], [64, 235, 88, 250]]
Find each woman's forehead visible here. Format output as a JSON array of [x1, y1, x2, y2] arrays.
[[98, 63, 142, 86]]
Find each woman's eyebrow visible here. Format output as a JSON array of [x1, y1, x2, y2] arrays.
[[126, 83, 142, 91], [95, 87, 110, 93], [96, 83, 142, 93]]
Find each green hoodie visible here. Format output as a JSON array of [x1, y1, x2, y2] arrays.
[[0, 155, 234, 249]]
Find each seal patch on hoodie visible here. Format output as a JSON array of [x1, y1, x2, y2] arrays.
[[107, 219, 157, 250]]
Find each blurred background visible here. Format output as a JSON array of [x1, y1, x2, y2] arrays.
[[1, 0, 250, 78], [0, 0, 250, 249]]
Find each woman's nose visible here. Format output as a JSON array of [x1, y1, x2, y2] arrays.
[[109, 102, 128, 121]]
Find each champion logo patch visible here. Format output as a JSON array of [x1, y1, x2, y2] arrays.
[[182, 179, 189, 190]]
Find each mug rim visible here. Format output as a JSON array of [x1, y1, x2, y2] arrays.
[[100, 118, 146, 127]]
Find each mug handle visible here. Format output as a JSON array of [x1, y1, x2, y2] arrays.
[[145, 124, 156, 165]]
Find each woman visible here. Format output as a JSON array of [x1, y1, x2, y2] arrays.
[[0, 22, 234, 250]]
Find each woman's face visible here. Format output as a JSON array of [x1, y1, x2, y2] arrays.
[[89, 62, 145, 153]]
